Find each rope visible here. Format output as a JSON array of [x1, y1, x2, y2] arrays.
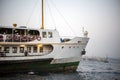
[[50, 0, 76, 35], [26, 0, 39, 28], [46, 0, 57, 30]]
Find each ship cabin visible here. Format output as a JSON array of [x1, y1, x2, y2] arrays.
[[0, 26, 61, 57], [0, 26, 61, 43]]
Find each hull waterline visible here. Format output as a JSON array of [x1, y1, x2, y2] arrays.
[[0, 58, 79, 73]]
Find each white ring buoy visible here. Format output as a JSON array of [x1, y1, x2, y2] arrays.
[[37, 36, 41, 41]]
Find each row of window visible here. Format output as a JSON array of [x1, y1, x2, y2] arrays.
[[61, 46, 80, 49], [42, 32, 52, 38], [0, 46, 43, 53], [0, 28, 53, 38]]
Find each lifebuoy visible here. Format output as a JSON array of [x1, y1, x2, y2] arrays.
[[37, 36, 41, 41], [29, 36, 35, 41]]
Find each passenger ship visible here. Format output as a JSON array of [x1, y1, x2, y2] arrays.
[[0, 0, 89, 73]]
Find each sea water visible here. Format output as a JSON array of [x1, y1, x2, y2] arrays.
[[0, 58, 120, 80]]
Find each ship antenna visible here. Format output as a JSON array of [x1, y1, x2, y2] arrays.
[[41, 0, 44, 29], [82, 27, 84, 33]]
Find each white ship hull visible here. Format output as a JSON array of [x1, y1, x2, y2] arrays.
[[0, 35, 89, 73]]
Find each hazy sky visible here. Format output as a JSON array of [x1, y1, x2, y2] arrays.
[[0, 0, 120, 58]]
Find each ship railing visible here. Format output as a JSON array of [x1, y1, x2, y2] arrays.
[[0, 34, 37, 42]]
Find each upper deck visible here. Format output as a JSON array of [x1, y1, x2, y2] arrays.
[[0, 26, 61, 44]]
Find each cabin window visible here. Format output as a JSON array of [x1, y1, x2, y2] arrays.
[[42, 32, 47, 38], [27, 47, 31, 53], [48, 32, 52, 38], [4, 47, 9, 53], [12, 47, 17, 53], [0, 28, 12, 34], [33, 46, 37, 53], [28, 30, 39, 35], [0, 47, 1, 52], [39, 47, 43, 53], [20, 47, 24, 53]]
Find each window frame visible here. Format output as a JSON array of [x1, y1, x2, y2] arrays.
[[4, 47, 10, 53], [12, 47, 17, 53], [48, 32, 52, 38], [42, 32, 47, 38], [33, 46, 37, 53], [27, 47, 31, 53], [20, 47, 24, 53]]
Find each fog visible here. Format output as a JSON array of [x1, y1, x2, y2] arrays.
[[0, 0, 120, 58]]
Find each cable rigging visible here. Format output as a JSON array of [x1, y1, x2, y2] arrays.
[[46, 0, 57, 30], [26, 0, 39, 28], [50, 0, 76, 36]]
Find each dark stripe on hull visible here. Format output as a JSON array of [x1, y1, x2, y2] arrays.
[[0, 59, 79, 73]]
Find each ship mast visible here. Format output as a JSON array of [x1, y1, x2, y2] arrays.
[[41, 0, 44, 29]]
